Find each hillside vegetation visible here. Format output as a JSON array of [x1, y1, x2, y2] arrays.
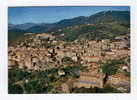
[[8, 11, 130, 45]]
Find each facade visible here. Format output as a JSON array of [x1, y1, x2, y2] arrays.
[[73, 69, 105, 88]]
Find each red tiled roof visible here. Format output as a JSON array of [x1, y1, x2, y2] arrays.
[[88, 67, 95, 72], [90, 63, 99, 67], [119, 64, 128, 68]]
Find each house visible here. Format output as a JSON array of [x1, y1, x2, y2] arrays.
[[90, 63, 100, 68], [24, 57, 32, 69], [72, 56, 78, 62], [58, 70, 65, 76], [60, 34, 64, 36], [36, 33, 51, 39], [8, 60, 16, 69], [8, 55, 12, 60], [81, 56, 100, 63], [101, 39, 110, 43], [112, 41, 127, 49], [64, 52, 76, 58], [32, 57, 39, 63], [110, 43, 115, 49], [34, 65, 40, 71], [52, 40, 57, 44], [83, 63, 91, 67], [107, 73, 130, 93], [73, 69, 105, 88], [61, 83, 70, 93], [61, 79, 73, 93], [88, 67, 95, 72], [18, 61, 25, 69], [115, 49, 130, 57], [107, 73, 130, 87], [105, 53, 116, 60], [63, 64, 68, 68], [115, 36, 125, 40], [88, 40, 96, 45], [119, 64, 129, 72], [56, 50, 65, 59], [105, 51, 115, 55]]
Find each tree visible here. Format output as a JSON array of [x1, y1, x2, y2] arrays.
[[102, 60, 119, 76], [8, 84, 23, 94], [61, 57, 73, 63]]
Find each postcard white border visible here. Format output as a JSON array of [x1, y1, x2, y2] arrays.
[[0, 0, 137, 100]]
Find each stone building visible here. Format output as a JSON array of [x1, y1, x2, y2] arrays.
[[61, 79, 73, 93], [107, 73, 130, 92], [73, 68, 105, 88], [81, 56, 100, 63]]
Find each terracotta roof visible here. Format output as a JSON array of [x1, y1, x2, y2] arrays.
[[110, 73, 129, 81], [58, 70, 64, 73], [90, 63, 100, 67], [111, 73, 122, 78], [117, 49, 129, 52], [119, 64, 128, 68], [88, 56, 99, 58], [88, 67, 95, 72]]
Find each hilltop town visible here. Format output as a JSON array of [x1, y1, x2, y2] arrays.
[[8, 32, 130, 93]]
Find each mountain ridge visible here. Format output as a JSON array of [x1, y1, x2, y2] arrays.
[[8, 11, 130, 33], [8, 10, 130, 45]]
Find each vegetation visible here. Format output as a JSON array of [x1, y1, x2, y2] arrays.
[[55, 22, 129, 42], [8, 84, 24, 94], [101, 60, 126, 76], [73, 85, 121, 93], [9, 11, 130, 43], [8, 29, 35, 46], [8, 65, 81, 94], [8, 29, 25, 46], [61, 57, 73, 64], [24, 11, 129, 34], [8, 11, 130, 94]]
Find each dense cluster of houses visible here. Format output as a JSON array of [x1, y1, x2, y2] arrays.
[[8, 33, 130, 93]]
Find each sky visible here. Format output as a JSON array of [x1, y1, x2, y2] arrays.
[[8, 6, 130, 24]]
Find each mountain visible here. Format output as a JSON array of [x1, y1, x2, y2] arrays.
[[8, 11, 130, 44], [8, 23, 16, 30], [8, 23, 37, 30], [53, 11, 130, 41], [88, 11, 130, 24], [8, 11, 130, 33], [26, 11, 130, 33]]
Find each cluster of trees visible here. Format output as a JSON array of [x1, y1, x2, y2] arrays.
[[101, 59, 127, 76], [8, 64, 82, 94], [102, 60, 119, 76], [61, 57, 73, 64], [101, 59, 129, 85], [55, 22, 129, 42], [8, 66, 30, 94], [8, 84, 24, 94], [8, 29, 26, 46], [8, 67, 58, 94]]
